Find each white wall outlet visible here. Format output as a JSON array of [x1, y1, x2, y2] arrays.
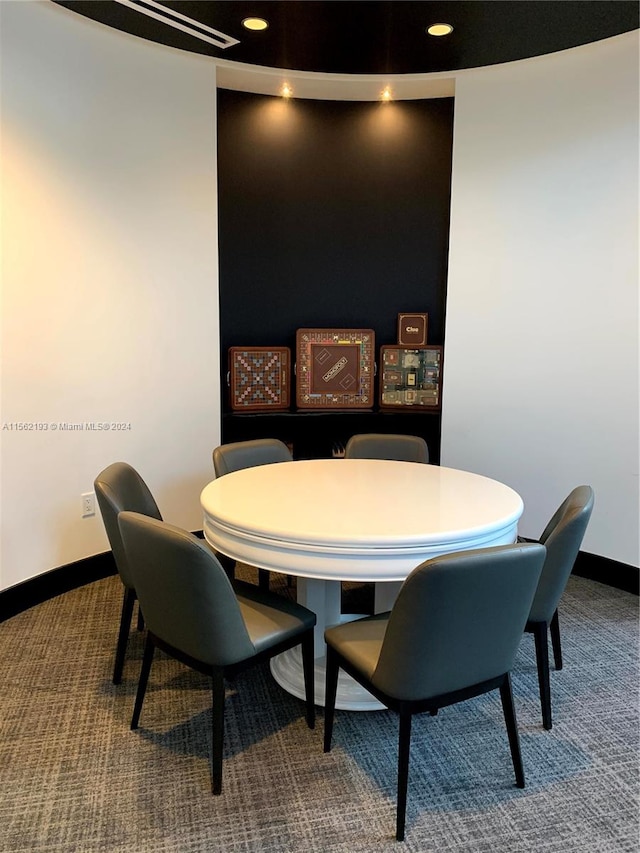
[[81, 492, 96, 518]]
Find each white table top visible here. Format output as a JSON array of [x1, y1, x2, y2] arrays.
[[201, 459, 523, 582]]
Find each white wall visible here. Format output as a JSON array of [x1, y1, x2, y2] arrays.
[[1, 4, 637, 592], [1, 2, 221, 589], [442, 33, 639, 567]]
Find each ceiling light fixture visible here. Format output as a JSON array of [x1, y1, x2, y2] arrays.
[[381, 86, 393, 102], [280, 83, 293, 98], [242, 17, 268, 31], [427, 23, 454, 37]]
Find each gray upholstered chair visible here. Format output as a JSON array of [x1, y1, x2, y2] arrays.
[[344, 433, 429, 463], [95, 462, 162, 684], [212, 438, 293, 590], [213, 437, 292, 476], [523, 485, 594, 730], [118, 511, 316, 795], [324, 543, 546, 842]]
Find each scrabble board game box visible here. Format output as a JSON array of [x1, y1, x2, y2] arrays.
[[228, 347, 291, 411]]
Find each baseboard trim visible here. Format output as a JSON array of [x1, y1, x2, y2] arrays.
[[1, 551, 117, 622], [0, 530, 207, 623], [573, 551, 639, 595], [1, 540, 637, 622]]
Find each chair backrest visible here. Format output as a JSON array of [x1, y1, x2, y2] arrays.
[[528, 485, 594, 623], [94, 462, 162, 589], [344, 433, 429, 464], [118, 512, 256, 667], [371, 543, 546, 701], [212, 438, 293, 477]]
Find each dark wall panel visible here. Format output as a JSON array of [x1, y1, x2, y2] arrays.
[[218, 91, 453, 351], [217, 90, 453, 456]]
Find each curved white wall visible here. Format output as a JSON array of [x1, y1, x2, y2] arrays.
[[1, 2, 221, 589], [442, 33, 639, 566], [1, 2, 637, 591]]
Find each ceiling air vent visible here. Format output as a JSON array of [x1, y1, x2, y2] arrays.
[[113, 0, 240, 49]]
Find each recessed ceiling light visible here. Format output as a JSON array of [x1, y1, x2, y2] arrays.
[[381, 86, 393, 102], [242, 17, 268, 31], [427, 23, 454, 37], [280, 83, 293, 98]]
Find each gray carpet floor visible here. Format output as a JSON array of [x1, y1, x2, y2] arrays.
[[1, 570, 638, 852]]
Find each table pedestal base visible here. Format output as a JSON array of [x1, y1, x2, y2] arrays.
[[273, 575, 397, 710], [270, 646, 384, 712]]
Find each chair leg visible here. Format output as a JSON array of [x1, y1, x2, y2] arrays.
[[215, 553, 235, 581], [549, 610, 563, 670], [131, 634, 155, 729], [532, 621, 553, 730], [500, 673, 525, 788], [300, 631, 316, 729], [396, 710, 412, 842], [136, 602, 145, 632], [211, 670, 226, 795], [258, 569, 270, 591], [113, 586, 136, 684], [323, 647, 339, 752]]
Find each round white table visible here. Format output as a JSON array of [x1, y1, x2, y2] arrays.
[[201, 458, 523, 710]]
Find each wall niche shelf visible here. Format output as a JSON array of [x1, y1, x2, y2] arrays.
[[217, 91, 454, 465], [222, 410, 442, 463]]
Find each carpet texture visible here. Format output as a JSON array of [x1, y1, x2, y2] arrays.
[[1, 570, 637, 852]]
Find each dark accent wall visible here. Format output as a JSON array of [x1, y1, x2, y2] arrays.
[[217, 90, 454, 456]]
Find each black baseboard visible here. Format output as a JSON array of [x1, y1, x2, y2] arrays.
[[1, 541, 637, 623], [1, 551, 117, 622], [573, 551, 639, 595], [0, 530, 208, 623]]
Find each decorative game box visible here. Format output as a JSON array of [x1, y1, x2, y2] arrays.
[[397, 313, 428, 347], [296, 328, 375, 409], [228, 347, 290, 411], [379, 345, 443, 410]]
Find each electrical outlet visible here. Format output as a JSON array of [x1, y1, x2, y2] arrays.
[[81, 492, 96, 518]]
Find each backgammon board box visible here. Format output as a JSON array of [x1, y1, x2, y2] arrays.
[[379, 345, 443, 410], [296, 328, 375, 409], [228, 347, 290, 411]]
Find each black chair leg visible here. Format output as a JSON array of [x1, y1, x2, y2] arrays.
[[500, 674, 525, 788], [258, 569, 270, 591], [396, 710, 412, 842], [550, 610, 563, 670], [211, 670, 226, 795], [301, 631, 316, 729], [113, 586, 136, 684], [131, 634, 155, 729], [532, 621, 553, 730], [214, 552, 235, 581], [323, 648, 339, 752], [136, 602, 145, 632]]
